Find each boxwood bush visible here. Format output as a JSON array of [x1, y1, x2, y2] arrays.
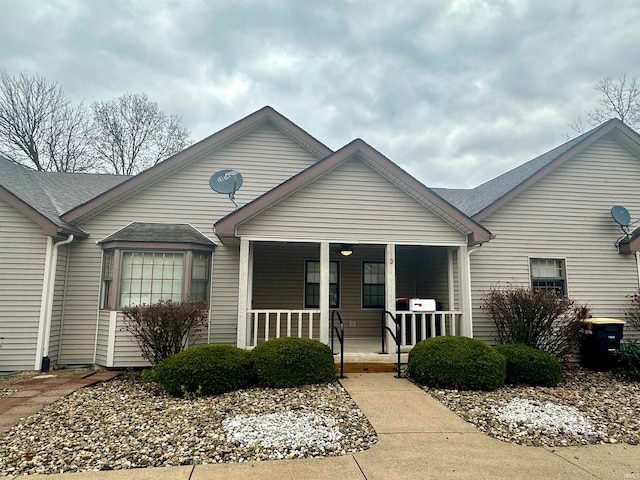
[[251, 337, 336, 388], [146, 343, 253, 396], [408, 336, 506, 391], [494, 343, 562, 387]]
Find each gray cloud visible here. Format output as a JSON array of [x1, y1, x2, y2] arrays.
[[1, 0, 639, 187]]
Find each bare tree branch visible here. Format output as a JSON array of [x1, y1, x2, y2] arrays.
[[0, 70, 93, 172], [91, 93, 191, 175]]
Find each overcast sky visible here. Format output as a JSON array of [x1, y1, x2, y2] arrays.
[[1, 0, 639, 188]]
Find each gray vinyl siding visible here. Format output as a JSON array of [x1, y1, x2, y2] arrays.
[[238, 157, 469, 245], [94, 311, 110, 366], [210, 246, 240, 344], [0, 199, 46, 371], [48, 244, 70, 367], [60, 123, 321, 364], [112, 312, 150, 368], [58, 238, 102, 366], [470, 136, 640, 343]]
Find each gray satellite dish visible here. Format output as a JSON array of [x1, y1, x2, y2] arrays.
[[210, 169, 243, 210], [611, 205, 631, 227]]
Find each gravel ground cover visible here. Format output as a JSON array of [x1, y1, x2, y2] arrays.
[[422, 366, 640, 447], [0, 374, 377, 477]]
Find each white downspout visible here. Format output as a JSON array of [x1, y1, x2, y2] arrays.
[[636, 251, 640, 289], [34, 234, 74, 371]]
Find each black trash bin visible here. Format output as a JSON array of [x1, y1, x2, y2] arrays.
[[580, 318, 626, 370]]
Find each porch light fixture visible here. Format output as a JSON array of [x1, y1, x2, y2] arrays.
[[340, 244, 353, 256]]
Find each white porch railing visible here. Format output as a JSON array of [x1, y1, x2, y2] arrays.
[[248, 310, 321, 347], [392, 310, 462, 348], [248, 309, 462, 350]]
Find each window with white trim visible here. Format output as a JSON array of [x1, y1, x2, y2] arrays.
[[304, 260, 339, 308], [530, 258, 566, 296], [363, 261, 385, 308]]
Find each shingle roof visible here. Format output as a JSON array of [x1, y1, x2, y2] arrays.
[[99, 222, 215, 246], [432, 121, 620, 217], [0, 155, 129, 236]]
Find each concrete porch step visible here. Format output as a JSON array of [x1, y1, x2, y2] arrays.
[[339, 363, 400, 373]]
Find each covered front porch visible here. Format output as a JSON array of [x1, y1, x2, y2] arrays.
[[236, 239, 474, 356]]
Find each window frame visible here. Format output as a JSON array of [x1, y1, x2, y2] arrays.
[[304, 259, 340, 309], [530, 258, 567, 296], [100, 247, 212, 310], [362, 261, 385, 308]]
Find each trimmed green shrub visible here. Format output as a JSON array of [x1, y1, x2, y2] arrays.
[[494, 343, 562, 387], [408, 336, 506, 391], [149, 344, 253, 396], [615, 340, 640, 382], [251, 337, 336, 388]]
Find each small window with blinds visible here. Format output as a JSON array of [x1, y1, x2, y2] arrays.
[[530, 258, 566, 296]]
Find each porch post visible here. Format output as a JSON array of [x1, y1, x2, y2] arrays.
[[319, 241, 330, 344], [385, 243, 396, 349], [237, 238, 251, 348], [458, 244, 473, 337], [447, 247, 455, 310]]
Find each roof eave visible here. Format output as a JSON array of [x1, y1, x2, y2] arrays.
[[0, 186, 87, 239]]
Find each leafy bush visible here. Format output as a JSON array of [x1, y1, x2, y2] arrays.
[[494, 343, 562, 387], [615, 340, 640, 382], [407, 336, 506, 391], [148, 344, 253, 396], [624, 291, 640, 332], [122, 300, 207, 365], [251, 337, 336, 388], [482, 286, 589, 359]]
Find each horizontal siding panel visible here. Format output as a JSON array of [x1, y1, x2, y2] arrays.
[[48, 246, 69, 367], [471, 137, 640, 343], [239, 158, 468, 244], [0, 199, 46, 371], [94, 311, 110, 366], [211, 246, 240, 344], [112, 312, 150, 368]]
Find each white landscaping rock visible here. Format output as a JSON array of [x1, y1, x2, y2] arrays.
[[493, 398, 601, 435], [223, 411, 343, 450]]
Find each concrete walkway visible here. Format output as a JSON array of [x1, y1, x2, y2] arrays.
[[3, 372, 639, 479]]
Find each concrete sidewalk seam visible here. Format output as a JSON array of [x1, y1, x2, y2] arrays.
[[546, 449, 605, 480], [352, 455, 368, 479]]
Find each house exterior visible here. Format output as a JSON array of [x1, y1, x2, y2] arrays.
[[1, 106, 639, 372]]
